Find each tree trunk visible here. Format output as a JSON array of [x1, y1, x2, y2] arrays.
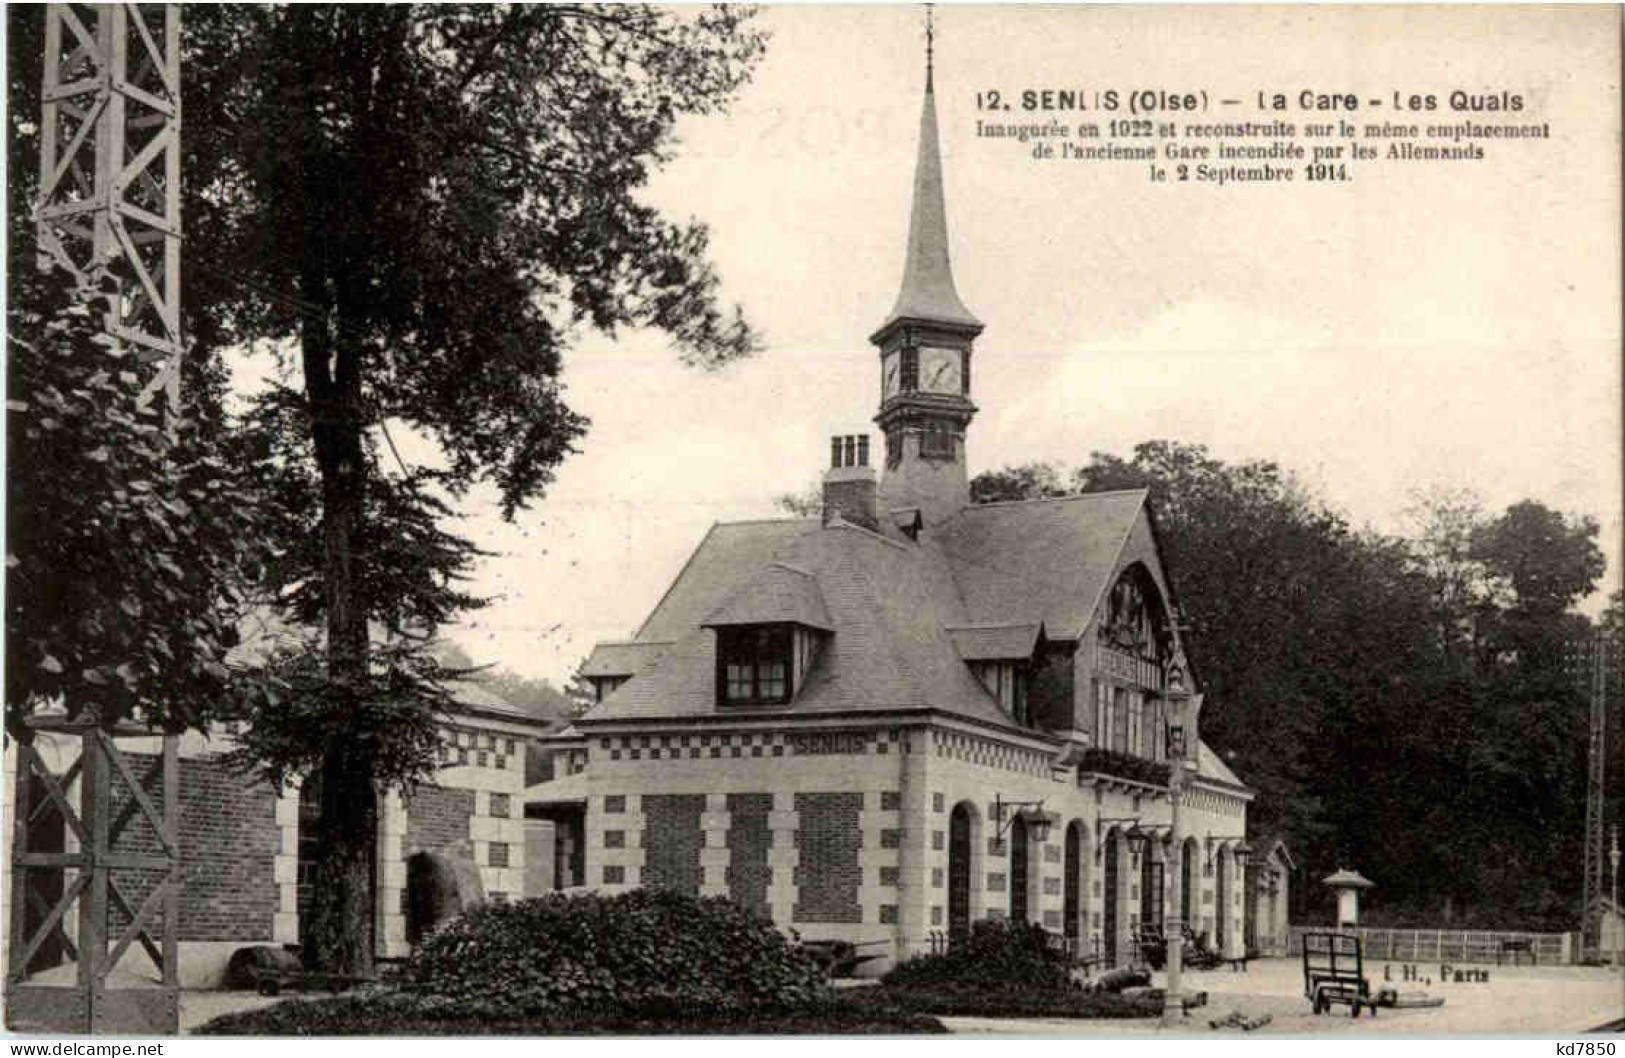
[[288, 5, 384, 976]]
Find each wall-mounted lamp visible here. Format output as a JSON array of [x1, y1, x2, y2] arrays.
[[1094, 816, 1149, 864], [990, 795, 1049, 854]]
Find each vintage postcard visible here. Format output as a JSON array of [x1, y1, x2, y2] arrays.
[[4, 2, 1621, 1043]]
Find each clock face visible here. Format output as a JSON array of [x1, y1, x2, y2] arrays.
[[921, 346, 962, 393], [882, 352, 901, 398]]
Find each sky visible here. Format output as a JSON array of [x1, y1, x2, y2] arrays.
[[400, 5, 1621, 686]]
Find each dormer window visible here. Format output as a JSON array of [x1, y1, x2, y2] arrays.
[[717, 625, 793, 706], [970, 661, 1030, 726]]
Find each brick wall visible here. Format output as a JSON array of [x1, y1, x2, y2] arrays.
[[406, 785, 476, 858], [642, 794, 705, 894], [108, 752, 279, 942], [725, 793, 772, 916], [793, 792, 863, 923]]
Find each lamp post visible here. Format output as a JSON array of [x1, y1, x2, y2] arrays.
[[1162, 651, 1201, 1028]]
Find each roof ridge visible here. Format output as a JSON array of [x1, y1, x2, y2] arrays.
[[965, 487, 1149, 510], [715, 516, 820, 528], [826, 518, 911, 552], [942, 620, 1042, 631]]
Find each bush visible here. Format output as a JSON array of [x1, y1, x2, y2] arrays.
[[194, 989, 947, 1035], [882, 920, 1072, 990], [405, 889, 829, 1019]]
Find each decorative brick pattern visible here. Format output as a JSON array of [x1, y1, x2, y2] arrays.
[[880, 791, 901, 811], [604, 795, 627, 813], [488, 792, 511, 818], [489, 842, 510, 868], [726, 793, 773, 916], [407, 785, 476, 859], [793, 792, 863, 923], [642, 794, 706, 894], [604, 829, 625, 849], [109, 753, 278, 942], [931, 730, 1050, 775]]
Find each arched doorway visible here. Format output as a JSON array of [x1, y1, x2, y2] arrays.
[[1215, 846, 1230, 954], [1181, 836, 1200, 938], [1063, 822, 1083, 948], [948, 803, 973, 941], [1009, 814, 1030, 922], [1102, 829, 1120, 964], [1140, 844, 1164, 932]]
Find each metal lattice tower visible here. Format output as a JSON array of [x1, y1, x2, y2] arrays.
[[5, 5, 186, 1034], [1583, 632, 1607, 957], [1570, 628, 1622, 960], [35, 3, 183, 415]]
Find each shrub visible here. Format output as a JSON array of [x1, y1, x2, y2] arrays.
[[405, 888, 829, 1019], [882, 920, 1072, 990]]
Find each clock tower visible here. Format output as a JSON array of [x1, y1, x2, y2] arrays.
[[872, 27, 982, 530]]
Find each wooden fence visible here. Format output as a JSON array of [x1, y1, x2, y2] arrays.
[[1287, 926, 1573, 965]]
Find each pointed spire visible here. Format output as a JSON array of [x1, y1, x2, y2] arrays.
[[926, 4, 935, 93], [879, 7, 980, 334]]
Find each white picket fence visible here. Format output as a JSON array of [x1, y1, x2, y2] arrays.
[[1286, 925, 1573, 965]]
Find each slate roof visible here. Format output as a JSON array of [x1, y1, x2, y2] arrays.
[[577, 490, 1160, 737], [580, 640, 674, 679], [946, 622, 1043, 661], [1196, 741, 1247, 789], [935, 490, 1148, 640], [703, 562, 834, 631], [875, 77, 981, 335]]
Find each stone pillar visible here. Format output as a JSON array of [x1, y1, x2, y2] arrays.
[[699, 794, 731, 897], [272, 783, 301, 944], [894, 726, 931, 958], [377, 788, 408, 956], [765, 794, 800, 925]]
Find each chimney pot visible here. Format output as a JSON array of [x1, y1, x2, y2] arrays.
[[823, 434, 879, 530]]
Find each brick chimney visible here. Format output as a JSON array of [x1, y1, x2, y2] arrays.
[[823, 434, 878, 531]]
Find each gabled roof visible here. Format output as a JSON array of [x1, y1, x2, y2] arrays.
[[946, 622, 1042, 661], [703, 562, 834, 631], [579, 640, 674, 679], [937, 489, 1148, 640], [579, 518, 1014, 730]]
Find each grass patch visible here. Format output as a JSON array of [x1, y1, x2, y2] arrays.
[[850, 982, 1162, 1020], [193, 989, 946, 1036]]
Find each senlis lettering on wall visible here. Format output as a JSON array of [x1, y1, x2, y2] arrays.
[[790, 731, 869, 755]]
